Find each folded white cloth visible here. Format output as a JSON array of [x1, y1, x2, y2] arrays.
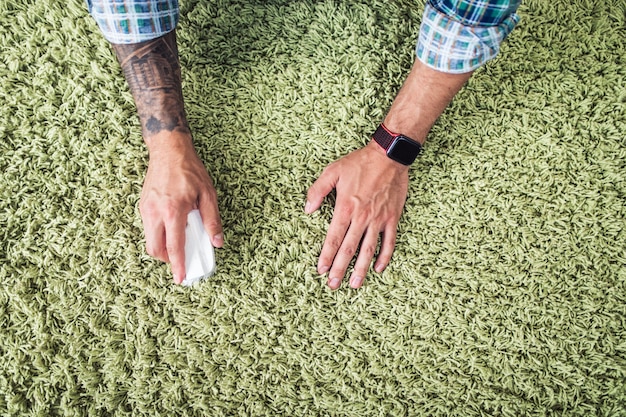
[[182, 209, 216, 286]]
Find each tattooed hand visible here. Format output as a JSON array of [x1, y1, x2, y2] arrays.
[[113, 31, 223, 284]]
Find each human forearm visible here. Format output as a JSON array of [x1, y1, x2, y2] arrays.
[[112, 30, 191, 150], [109, 29, 223, 284], [381, 59, 473, 146]]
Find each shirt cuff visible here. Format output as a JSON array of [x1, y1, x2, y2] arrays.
[[86, 0, 179, 44], [416, 3, 520, 74]]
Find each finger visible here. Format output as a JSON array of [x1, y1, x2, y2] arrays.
[[164, 210, 188, 284], [141, 206, 170, 263], [374, 223, 397, 273], [317, 201, 352, 275], [305, 165, 338, 214], [199, 189, 224, 248], [326, 220, 367, 290], [146, 226, 169, 263], [349, 228, 379, 289]]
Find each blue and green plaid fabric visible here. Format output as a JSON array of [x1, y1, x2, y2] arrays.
[[86, 0, 179, 44], [417, 0, 521, 73], [429, 0, 521, 27], [87, 0, 520, 73]]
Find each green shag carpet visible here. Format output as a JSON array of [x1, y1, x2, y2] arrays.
[[1, 0, 625, 415]]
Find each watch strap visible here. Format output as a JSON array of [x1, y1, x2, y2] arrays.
[[372, 123, 396, 150]]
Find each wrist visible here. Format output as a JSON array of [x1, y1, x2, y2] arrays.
[[382, 116, 427, 146], [145, 130, 195, 156], [365, 141, 411, 172]]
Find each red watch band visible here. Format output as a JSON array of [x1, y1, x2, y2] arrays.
[[372, 123, 397, 150]]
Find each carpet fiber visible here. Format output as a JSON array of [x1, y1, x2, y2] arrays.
[[1, 0, 625, 415]]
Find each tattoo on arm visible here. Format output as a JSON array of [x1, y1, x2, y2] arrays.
[[112, 31, 190, 139]]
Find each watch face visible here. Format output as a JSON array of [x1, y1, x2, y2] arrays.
[[387, 136, 421, 165]]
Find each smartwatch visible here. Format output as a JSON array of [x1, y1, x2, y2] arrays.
[[372, 123, 422, 166]]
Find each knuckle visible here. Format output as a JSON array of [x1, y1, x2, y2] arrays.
[[387, 212, 401, 225], [165, 239, 181, 253], [386, 232, 398, 247], [146, 244, 166, 262], [359, 244, 376, 259], [337, 204, 354, 218], [352, 267, 368, 279], [204, 220, 222, 232], [306, 187, 317, 201], [204, 186, 218, 201], [326, 236, 343, 252], [162, 203, 182, 224], [355, 208, 373, 225], [377, 253, 392, 265], [145, 243, 156, 257], [339, 244, 357, 258], [318, 164, 337, 181], [322, 163, 336, 175], [139, 199, 156, 217]]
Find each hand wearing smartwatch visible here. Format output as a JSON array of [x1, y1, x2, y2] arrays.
[[306, 59, 474, 290]]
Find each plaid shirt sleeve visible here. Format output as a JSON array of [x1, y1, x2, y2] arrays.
[[416, 0, 522, 73], [86, 0, 179, 44]]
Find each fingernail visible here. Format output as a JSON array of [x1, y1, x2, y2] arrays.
[[374, 263, 385, 273], [304, 201, 312, 214], [213, 233, 224, 247], [350, 275, 363, 288], [318, 265, 330, 274], [328, 277, 341, 289]]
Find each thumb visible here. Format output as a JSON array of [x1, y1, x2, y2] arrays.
[[305, 165, 338, 214]]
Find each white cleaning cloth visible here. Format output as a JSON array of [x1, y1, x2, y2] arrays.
[[181, 209, 216, 286]]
